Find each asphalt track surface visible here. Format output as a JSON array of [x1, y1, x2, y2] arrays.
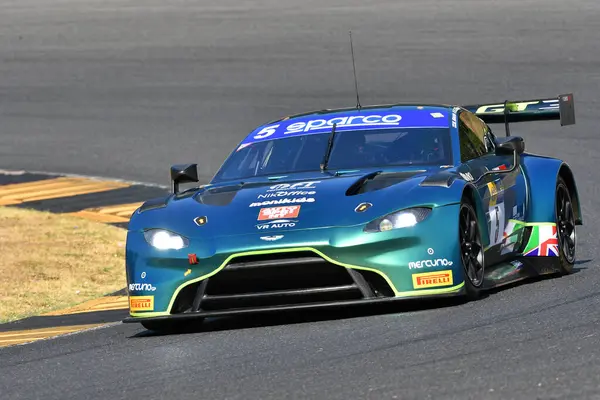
[[1, 0, 600, 399]]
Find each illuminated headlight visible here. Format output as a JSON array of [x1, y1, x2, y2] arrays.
[[364, 208, 432, 233], [143, 229, 189, 250]]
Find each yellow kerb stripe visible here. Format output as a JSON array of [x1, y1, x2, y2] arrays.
[[43, 296, 129, 316], [68, 202, 143, 223], [0, 324, 104, 347], [0, 177, 129, 205]]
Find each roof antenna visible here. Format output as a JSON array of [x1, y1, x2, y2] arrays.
[[349, 30, 362, 109]]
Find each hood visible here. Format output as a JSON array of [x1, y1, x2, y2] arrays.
[[131, 167, 463, 237]]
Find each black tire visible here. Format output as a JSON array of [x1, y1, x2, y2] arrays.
[[555, 176, 577, 274], [141, 318, 204, 333], [459, 199, 485, 299]]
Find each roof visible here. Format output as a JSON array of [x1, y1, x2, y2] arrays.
[[240, 104, 455, 146], [270, 103, 454, 124]]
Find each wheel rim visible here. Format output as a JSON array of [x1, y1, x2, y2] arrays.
[[459, 204, 485, 287], [556, 184, 576, 263]]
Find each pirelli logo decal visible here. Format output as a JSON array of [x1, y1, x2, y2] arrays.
[[412, 270, 453, 289], [129, 296, 154, 312]]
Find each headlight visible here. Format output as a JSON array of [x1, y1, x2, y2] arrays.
[[364, 207, 432, 233], [143, 229, 189, 250]]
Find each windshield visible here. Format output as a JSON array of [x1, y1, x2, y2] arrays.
[[212, 128, 452, 183]]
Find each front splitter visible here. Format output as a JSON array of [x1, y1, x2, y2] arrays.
[[122, 289, 465, 323]]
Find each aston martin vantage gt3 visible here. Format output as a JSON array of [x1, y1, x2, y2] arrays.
[[123, 94, 581, 332]]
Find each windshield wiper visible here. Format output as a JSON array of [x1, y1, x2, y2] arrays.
[[320, 123, 337, 172]]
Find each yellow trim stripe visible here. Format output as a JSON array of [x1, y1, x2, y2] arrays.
[[129, 247, 465, 318], [68, 202, 143, 223], [0, 177, 129, 205], [0, 323, 104, 347], [43, 296, 129, 316]]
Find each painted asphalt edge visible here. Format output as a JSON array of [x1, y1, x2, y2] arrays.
[[2, 322, 122, 348], [0, 310, 130, 333], [0, 168, 169, 189], [0, 169, 173, 333]]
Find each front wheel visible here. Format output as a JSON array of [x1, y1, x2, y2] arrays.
[[459, 200, 485, 299], [556, 177, 577, 274]]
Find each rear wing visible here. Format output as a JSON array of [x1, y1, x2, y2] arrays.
[[463, 93, 575, 136]]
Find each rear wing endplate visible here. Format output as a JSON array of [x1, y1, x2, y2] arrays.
[[463, 93, 575, 136]]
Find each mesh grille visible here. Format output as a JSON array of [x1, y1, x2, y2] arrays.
[[171, 251, 394, 313]]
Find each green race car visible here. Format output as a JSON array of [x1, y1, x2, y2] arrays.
[[123, 94, 581, 332]]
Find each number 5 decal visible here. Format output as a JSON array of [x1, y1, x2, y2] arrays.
[[253, 124, 280, 139]]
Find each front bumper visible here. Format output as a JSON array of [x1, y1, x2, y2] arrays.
[[122, 288, 464, 324], [124, 204, 466, 321]]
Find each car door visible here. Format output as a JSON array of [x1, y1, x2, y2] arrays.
[[457, 110, 527, 265]]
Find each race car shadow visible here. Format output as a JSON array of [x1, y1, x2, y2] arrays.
[[574, 258, 593, 267], [132, 259, 593, 338], [132, 296, 469, 338]]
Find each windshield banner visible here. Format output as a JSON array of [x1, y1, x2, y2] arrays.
[[241, 109, 450, 145]]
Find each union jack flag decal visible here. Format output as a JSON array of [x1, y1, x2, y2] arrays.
[[524, 225, 559, 257]]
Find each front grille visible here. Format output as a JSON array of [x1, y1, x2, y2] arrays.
[[171, 251, 394, 313]]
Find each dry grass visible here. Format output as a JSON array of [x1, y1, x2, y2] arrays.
[[0, 206, 127, 323]]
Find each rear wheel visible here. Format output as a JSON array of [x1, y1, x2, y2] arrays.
[[556, 177, 576, 274], [459, 200, 485, 299]]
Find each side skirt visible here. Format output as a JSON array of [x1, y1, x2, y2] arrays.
[[482, 221, 562, 290], [482, 256, 561, 290]]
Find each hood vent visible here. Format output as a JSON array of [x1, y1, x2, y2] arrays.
[[137, 196, 169, 213], [419, 171, 456, 188], [346, 170, 426, 196], [195, 184, 242, 206]]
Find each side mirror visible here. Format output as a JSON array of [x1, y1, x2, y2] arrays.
[[495, 136, 525, 155], [170, 164, 198, 194]]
